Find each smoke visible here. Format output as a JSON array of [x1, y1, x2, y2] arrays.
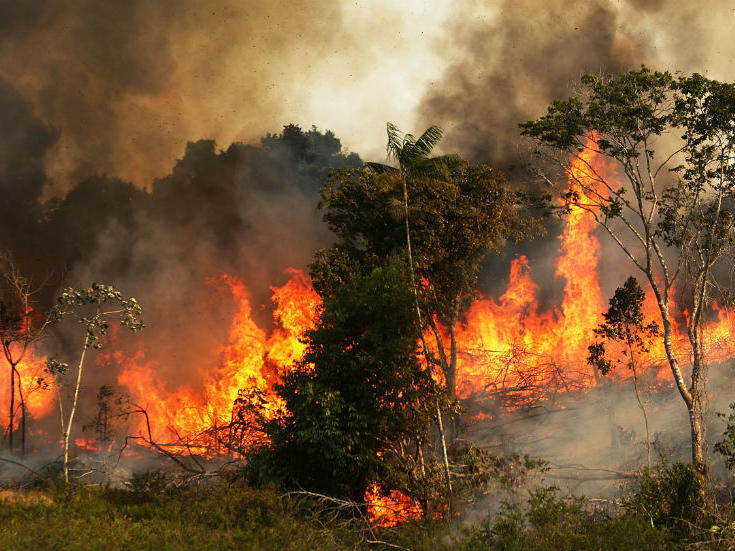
[[1, 0, 735, 485], [0, 0, 355, 191], [0, 1, 453, 193], [417, 0, 735, 169]]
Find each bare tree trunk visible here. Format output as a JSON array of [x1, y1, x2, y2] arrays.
[[63, 333, 90, 483], [8, 363, 15, 454], [436, 402, 452, 514], [16, 369, 26, 459], [401, 175, 453, 504], [448, 325, 457, 401], [628, 348, 651, 471]]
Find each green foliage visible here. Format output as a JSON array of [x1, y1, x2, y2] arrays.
[[450, 444, 549, 499], [0, 484, 377, 551], [714, 403, 735, 470], [125, 470, 170, 498], [521, 67, 735, 306], [248, 257, 441, 502], [587, 276, 659, 376], [48, 283, 144, 350], [624, 462, 707, 537], [315, 161, 522, 326], [461, 485, 673, 551]]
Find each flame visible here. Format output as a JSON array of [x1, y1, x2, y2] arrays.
[[452, 140, 611, 406], [0, 349, 55, 431], [452, 136, 735, 407], [116, 269, 319, 454], [4, 134, 731, 512], [364, 482, 422, 527]]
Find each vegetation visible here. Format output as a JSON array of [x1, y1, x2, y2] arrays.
[[0, 252, 49, 457], [588, 276, 660, 469], [248, 257, 446, 508], [46, 284, 144, 482], [522, 67, 735, 479], [314, 128, 525, 400], [0, 98, 733, 550]]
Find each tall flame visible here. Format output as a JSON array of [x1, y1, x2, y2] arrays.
[[116, 269, 319, 453]]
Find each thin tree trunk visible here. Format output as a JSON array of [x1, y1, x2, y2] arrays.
[[448, 325, 457, 401], [401, 175, 453, 505], [14, 368, 26, 459], [436, 401, 452, 516], [8, 363, 15, 454], [628, 345, 651, 471], [63, 333, 90, 483]]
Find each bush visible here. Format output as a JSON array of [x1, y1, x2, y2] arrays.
[[624, 461, 707, 537], [461, 485, 673, 551]]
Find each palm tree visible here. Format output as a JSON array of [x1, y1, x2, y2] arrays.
[[365, 123, 455, 338], [366, 122, 457, 495]]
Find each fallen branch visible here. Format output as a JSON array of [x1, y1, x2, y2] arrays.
[[286, 490, 412, 551]]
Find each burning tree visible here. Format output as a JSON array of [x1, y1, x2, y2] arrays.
[[47, 284, 144, 482], [0, 252, 50, 457], [522, 68, 735, 480]]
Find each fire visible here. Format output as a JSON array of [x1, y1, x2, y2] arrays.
[[452, 141, 611, 406], [453, 136, 735, 407], [0, 349, 55, 431], [364, 483, 422, 527], [116, 269, 319, 454]]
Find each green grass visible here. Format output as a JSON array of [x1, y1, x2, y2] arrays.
[[0, 484, 362, 551], [0, 475, 725, 551]]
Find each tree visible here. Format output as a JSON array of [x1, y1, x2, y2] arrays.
[[521, 67, 735, 478], [363, 123, 459, 393], [587, 276, 660, 470], [47, 283, 143, 482], [248, 257, 444, 508], [0, 253, 49, 457], [315, 134, 524, 400]]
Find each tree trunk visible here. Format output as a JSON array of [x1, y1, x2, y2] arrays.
[[629, 353, 651, 471], [16, 369, 26, 459], [448, 325, 457, 401], [8, 363, 15, 454], [63, 333, 90, 483]]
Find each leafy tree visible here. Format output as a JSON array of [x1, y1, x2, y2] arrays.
[[248, 257, 444, 507], [522, 67, 735, 479], [315, 134, 523, 400], [362, 123, 461, 394], [47, 284, 143, 482], [0, 252, 49, 457], [587, 276, 660, 469]]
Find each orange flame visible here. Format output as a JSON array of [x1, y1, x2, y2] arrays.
[[116, 269, 319, 454], [0, 349, 55, 431], [364, 482, 422, 527]]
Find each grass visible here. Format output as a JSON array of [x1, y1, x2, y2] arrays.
[[0, 483, 361, 551], [0, 466, 729, 551]]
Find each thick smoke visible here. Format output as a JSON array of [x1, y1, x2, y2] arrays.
[[0, 0, 348, 191], [1, 0, 735, 487], [0, 124, 360, 459], [417, 0, 735, 168]]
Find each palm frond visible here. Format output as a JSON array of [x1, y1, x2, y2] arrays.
[[364, 162, 399, 174], [413, 126, 444, 158], [385, 122, 404, 161]]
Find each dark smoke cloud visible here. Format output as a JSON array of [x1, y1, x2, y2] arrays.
[[0, 77, 57, 271], [0, 0, 346, 191], [44, 125, 361, 398], [418, 0, 735, 169], [417, 0, 640, 168]]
